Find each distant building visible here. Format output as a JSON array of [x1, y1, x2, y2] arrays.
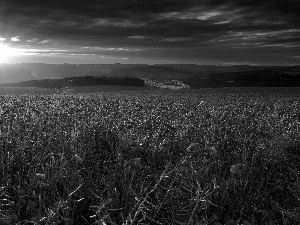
[[141, 77, 190, 89]]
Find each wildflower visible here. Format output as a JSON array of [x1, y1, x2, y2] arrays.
[[205, 146, 218, 154], [125, 158, 143, 170], [17, 189, 26, 196], [36, 173, 46, 181], [46, 163, 56, 171], [237, 163, 246, 171], [10, 214, 18, 224], [258, 209, 268, 218], [129, 141, 139, 148], [270, 200, 279, 207], [41, 182, 50, 191], [124, 160, 132, 168], [272, 204, 281, 213], [129, 143, 144, 157], [226, 219, 238, 225], [132, 158, 143, 170], [243, 220, 252, 225], [73, 154, 83, 164], [270, 200, 281, 213], [230, 165, 242, 175], [250, 167, 261, 175], [273, 185, 284, 192], [28, 200, 36, 209], [232, 153, 241, 163], [65, 218, 74, 225]]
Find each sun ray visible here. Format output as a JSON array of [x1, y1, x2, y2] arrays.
[[0, 43, 21, 63]]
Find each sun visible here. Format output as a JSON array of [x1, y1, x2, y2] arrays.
[[0, 43, 20, 63]]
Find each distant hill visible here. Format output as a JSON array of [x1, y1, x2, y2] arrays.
[[0, 76, 144, 89], [0, 63, 300, 88], [0, 63, 144, 83]]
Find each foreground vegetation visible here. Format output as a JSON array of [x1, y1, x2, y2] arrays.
[[0, 88, 300, 224]]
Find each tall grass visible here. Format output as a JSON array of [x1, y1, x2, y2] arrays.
[[0, 89, 300, 224]]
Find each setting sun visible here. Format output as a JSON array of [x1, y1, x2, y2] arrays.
[[0, 43, 20, 63]]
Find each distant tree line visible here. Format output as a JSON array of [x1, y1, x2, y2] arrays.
[[183, 71, 300, 88], [111, 65, 176, 76], [0, 76, 145, 88]]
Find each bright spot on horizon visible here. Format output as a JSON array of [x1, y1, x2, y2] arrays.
[[0, 43, 22, 63]]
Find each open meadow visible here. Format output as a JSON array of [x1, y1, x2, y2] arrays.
[[0, 87, 300, 225]]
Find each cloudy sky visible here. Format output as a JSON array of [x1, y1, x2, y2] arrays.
[[0, 0, 299, 65]]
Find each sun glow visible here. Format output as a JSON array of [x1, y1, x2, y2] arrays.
[[0, 43, 21, 63]]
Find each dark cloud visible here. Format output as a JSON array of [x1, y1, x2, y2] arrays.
[[0, 0, 299, 65]]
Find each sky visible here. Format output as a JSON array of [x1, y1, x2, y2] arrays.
[[0, 0, 299, 65]]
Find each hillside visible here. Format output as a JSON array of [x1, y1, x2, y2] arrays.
[[0, 63, 143, 83], [0, 76, 144, 89], [1, 63, 300, 88]]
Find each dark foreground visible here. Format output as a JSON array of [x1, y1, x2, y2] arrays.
[[0, 87, 300, 224]]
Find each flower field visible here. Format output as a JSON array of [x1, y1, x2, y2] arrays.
[[0, 88, 300, 225]]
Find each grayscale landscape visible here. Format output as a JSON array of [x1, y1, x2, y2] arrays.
[[0, 1, 300, 225]]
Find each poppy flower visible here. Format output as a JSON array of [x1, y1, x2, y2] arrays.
[[129, 141, 139, 148], [272, 204, 281, 213], [258, 209, 268, 218], [205, 146, 218, 154], [232, 153, 241, 163], [250, 167, 261, 175], [73, 154, 83, 163], [226, 219, 238, 225], [132, 158, 143, 170], [237, 163, 246, 171], [129, 144, 144, 157], [243, 220, 252, 225], [36, 173, 46, 181], [230, 165, 242, 175], [273, 185, 284, 192]]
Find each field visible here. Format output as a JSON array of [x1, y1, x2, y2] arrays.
[[0, 86, 158, 96], [0, 88, 300, 225]]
